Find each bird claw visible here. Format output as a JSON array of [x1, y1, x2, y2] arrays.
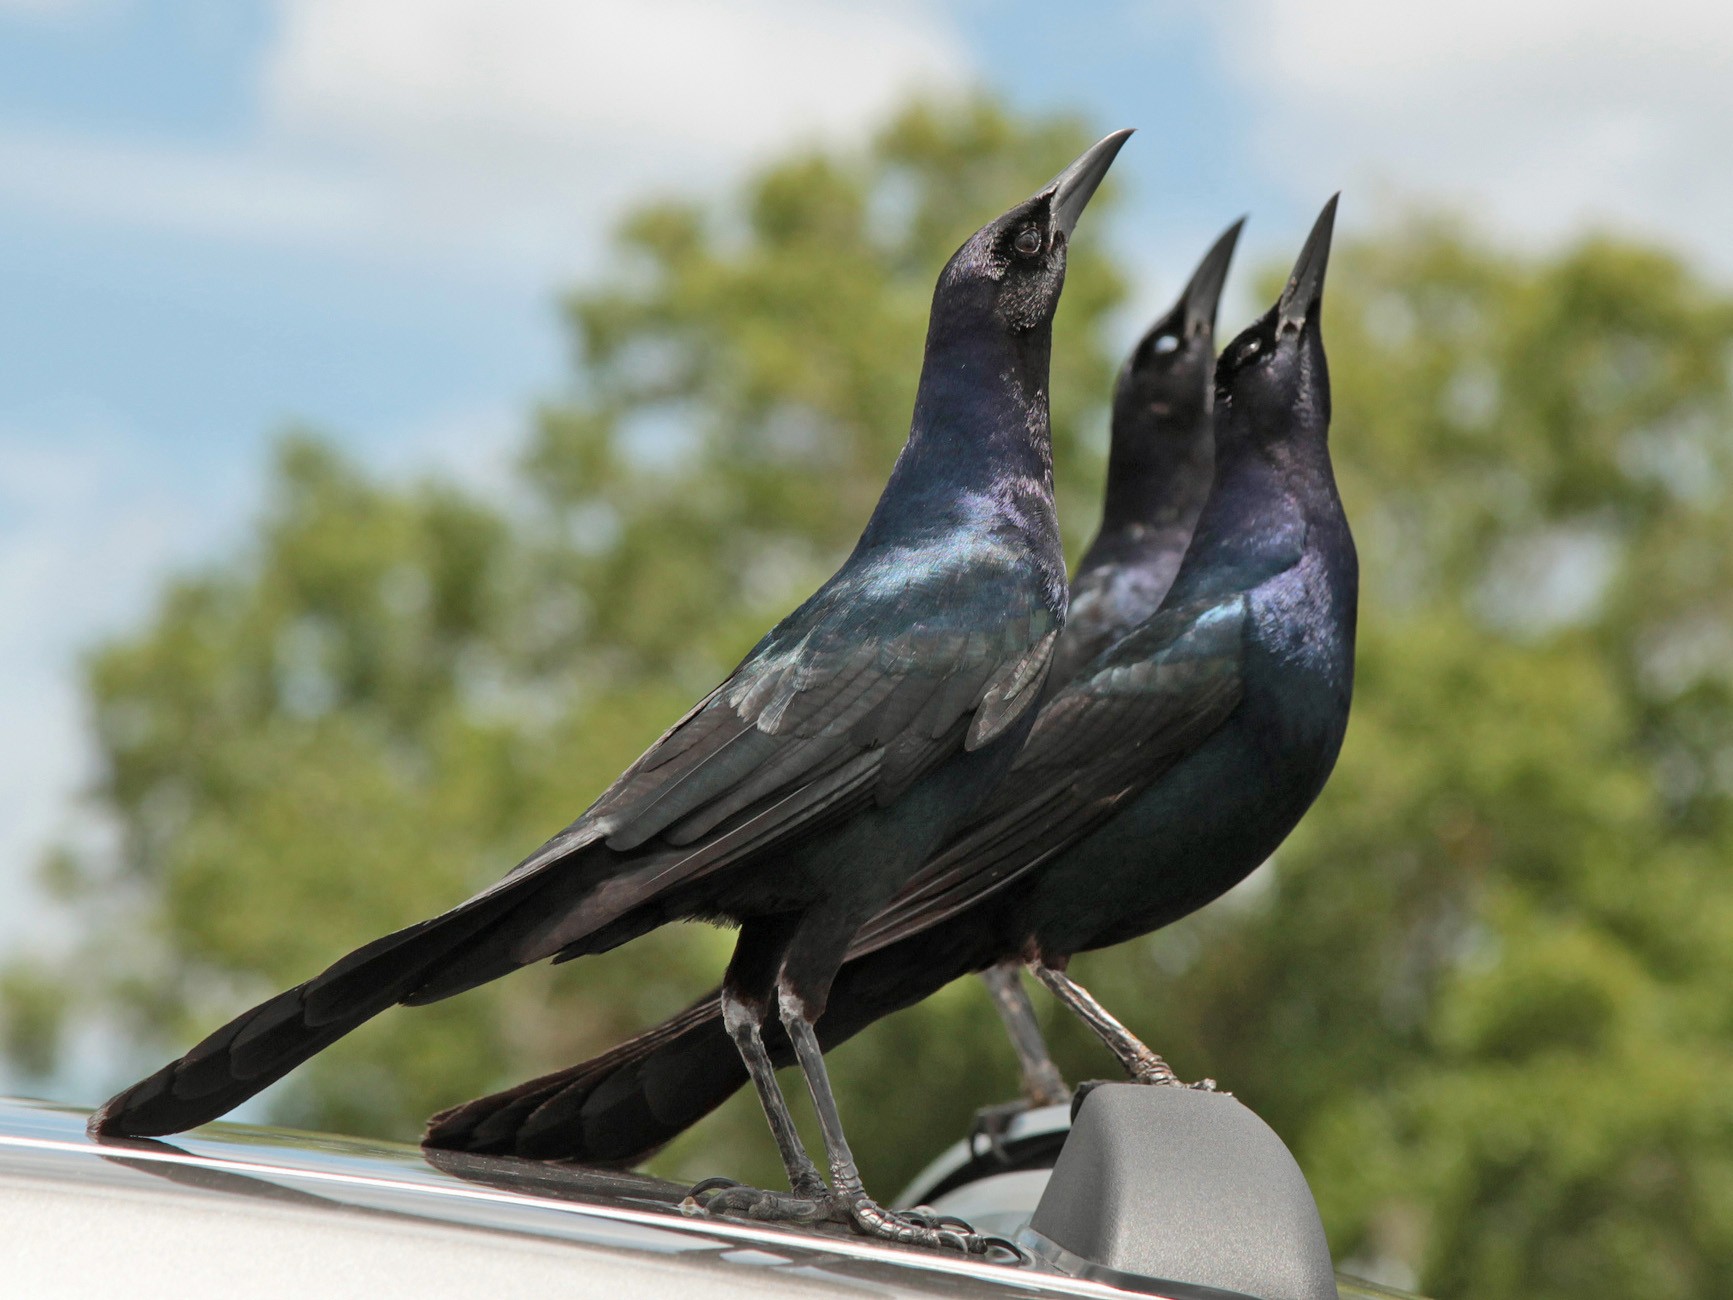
[[1130, 1064, 1183, 1086], [1069, 1078, 1110, 1121], [686, 1175, 745, 1198], [683, 1180, 838, 1224], [1071, 1069, 1227, 1104], [900, 1204, 975, 1233], [979, 1233, 1034, 1265], [1132, 1063, 1227, 1094], [688, 1179, 1014, 1260], [845, 1195, 1004, 1255], [967, 1100, 1032, 1165]]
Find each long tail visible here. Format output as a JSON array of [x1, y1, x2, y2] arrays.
[[423, 924, 997, 1164], [423, 995, 744, 1163], [90, 881, 544, 1140]]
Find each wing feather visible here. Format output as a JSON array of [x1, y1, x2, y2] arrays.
[[446, 551, 1060, 965], [846, 595, 1248, 957]]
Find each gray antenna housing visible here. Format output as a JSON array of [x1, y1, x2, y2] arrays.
[[1020, 1084, 1339, 1300]]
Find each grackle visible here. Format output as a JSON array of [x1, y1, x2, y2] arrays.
[[980, 218, 1243, 1112], [90, 130, 1134, 1255], [424, 197, 1354, 1174]]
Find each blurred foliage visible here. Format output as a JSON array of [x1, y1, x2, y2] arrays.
[[8, 94, 1733, 1300], [1068, 222, 1733, 1299], [0, 98, 1123, 1169]]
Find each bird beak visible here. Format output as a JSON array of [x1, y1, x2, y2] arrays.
[[1181, 216, 1246, 337], [1278, 194, 1339, 333], [1045, 129, 1133, 242]]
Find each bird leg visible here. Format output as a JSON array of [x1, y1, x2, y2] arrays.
[[778, 983, 1014, 1256], [686, 918, 831, 1217], [716, 986, 828, 1201], [970, 961, 1071, 1163], [1030, 959, 1214, 1091], [982, 960, 1072, 1105]]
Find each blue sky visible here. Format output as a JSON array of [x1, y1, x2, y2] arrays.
[[3, 0, 1730, 956]]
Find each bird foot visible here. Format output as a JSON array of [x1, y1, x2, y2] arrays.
[[844, 1190, 1026, 1259], [968, 1100, 1032, 1165], [1069, 1078, 1108, 1121], [1138, 1067, 1229, 1096], [1124, 1047, 1186, 1086], [1070, 1071, 1229, 1121], [683, 1177, 837, 1224], [686, 1178, 1023, 1259]]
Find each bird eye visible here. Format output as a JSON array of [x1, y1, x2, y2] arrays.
[[1152, 334, 1180, 355], [1238, 338, 1263, 365], [1013, 227, 1043, 257]]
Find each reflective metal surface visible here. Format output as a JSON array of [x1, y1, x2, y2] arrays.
[[0, 1097, 1158, 1299], [0, 1096, 1427, 1300]]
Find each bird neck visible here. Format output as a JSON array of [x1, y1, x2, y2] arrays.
[[858, 322, 1061, 554], [1168, 417, 1342, 599], [1094, 404, 1214, 552]]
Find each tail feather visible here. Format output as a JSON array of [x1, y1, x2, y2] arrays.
[[90, 894, 525, 1140], [423, 925, 998, 1165], [423, 995, 744, 1164]]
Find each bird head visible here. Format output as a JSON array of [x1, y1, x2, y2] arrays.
[[932, 129, 1132, 338], [1115, 216, 1244, 439], [1214, 195, 1338, 440]]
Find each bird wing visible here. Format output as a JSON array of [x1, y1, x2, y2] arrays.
[[843, 590, 1248, 958], [1047, 557, 1174, 689], [446, 549, 1061, 970], [86, 552, 1060, 1138]]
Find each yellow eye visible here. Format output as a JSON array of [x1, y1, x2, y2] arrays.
[[1014, 227, 1042, 257]]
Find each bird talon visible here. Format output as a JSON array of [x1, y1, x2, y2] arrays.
[[979, 1233, 1032, 1264], [686, 1175, 743, 1200], [690, 1181, 835, 1224], [903, 1206, 974, 1233], [839, 1196, 994, 1253], [967, 1100, 1029, 1165]]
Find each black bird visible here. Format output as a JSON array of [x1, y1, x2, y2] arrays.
[[423, 197, 1355, 1171], [90, 129, 1134, 1254], [979, 217, 1243, 1112], [1048, 217, 1243, 689]]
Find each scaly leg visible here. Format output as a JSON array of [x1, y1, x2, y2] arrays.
[[969, 961, 1072, 1163], [686, 917, 830, 1217], [1030, 958, 1215, 1091], [981, 960, 1071, 1105], [715, 986, 828, 1201], [779, 984, 1013, 1256]]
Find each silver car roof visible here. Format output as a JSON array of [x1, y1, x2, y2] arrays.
[[0, 1096, 1178, 1300]]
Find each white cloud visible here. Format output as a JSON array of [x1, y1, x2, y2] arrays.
[[1207, 0, 1733, 268], [0, 1, 966, 963], [257, 0, 967, 276], [0, 0, 966, 279], [266, 0, 962, 169]]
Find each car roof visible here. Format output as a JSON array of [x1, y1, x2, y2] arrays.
[[0, 1096, 1177, 1300]]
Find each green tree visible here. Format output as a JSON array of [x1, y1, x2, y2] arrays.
[[1061, 222, 1733, 1300], [12, 96, 1733, 1300], [3, 97, 1124, 1180]]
